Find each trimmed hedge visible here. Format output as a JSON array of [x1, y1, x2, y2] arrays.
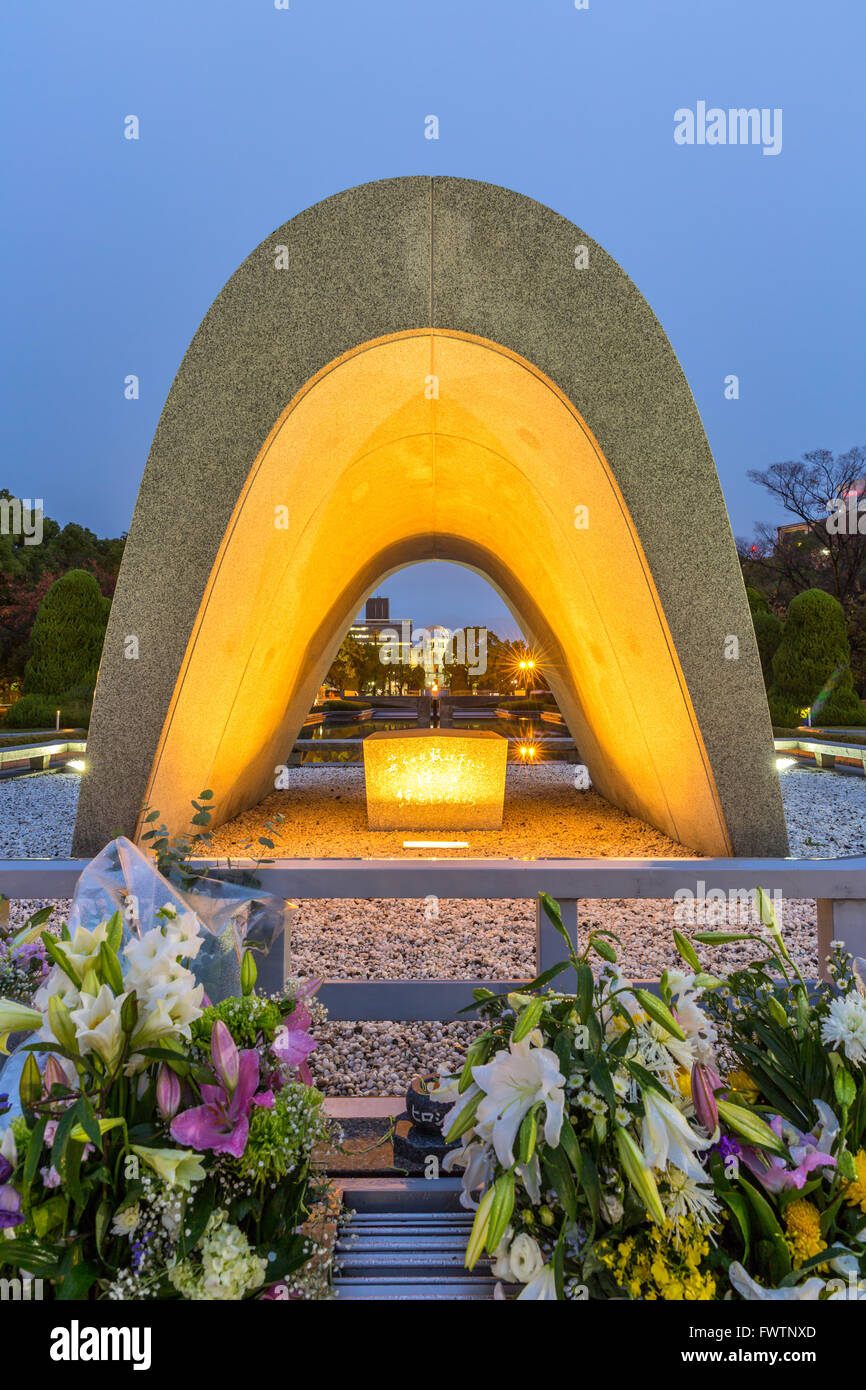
[[2, 692, 91, 730], [23, 569, 108, 696], [768, 589, 866, 727]]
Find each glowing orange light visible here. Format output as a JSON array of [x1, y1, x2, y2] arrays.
[[363, 728, 508, 829]]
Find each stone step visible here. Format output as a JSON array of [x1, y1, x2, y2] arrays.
[[332, 1177, 495, 1301]]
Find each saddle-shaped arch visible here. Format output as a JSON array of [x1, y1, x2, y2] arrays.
[[73, 178, 787, 857]]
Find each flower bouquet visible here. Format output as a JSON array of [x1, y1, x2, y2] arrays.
[[433, 891, 866, 1300], [0, 902, 337, 1299], [0, 902, 51, 1006]]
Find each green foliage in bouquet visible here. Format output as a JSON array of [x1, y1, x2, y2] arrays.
[[433, 892, 866, 1301], [0, 903, 336, 1300]]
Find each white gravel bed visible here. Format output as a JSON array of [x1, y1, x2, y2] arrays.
[[0, 771, 80, 858], [779, 763, 866, 856], [1, 762, 865, 1095]]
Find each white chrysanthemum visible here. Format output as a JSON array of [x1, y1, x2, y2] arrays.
[[110, 1203, 140, 1239], [662, 1165, 721, 1229], [821, 992, 866, 1064]]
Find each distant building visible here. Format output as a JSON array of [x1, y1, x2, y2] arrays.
[[350, 596, 412, 647], [410, 624, 452, 688], [776, 477, 866, 543]]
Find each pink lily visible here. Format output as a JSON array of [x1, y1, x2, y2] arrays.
[[156, 1064, 182, 1121], [271, 982, 320, 1085], [170, 1027, 260, 1159], [211, 1020, 240, 1092], [691, 1062, 723, 1135], [740, 1114, 836, 1193]]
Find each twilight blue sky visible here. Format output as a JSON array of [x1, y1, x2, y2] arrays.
[[2, 0, 863, 639]]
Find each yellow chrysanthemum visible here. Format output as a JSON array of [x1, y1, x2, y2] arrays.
[[598, 1217, 717, 1301], [726, 1068, 760, 1105], [676, 1068, 692, 1099], [844, 1150, 866, 1214], [783, 1198, 827, 1270]]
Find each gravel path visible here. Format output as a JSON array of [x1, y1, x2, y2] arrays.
[[1, 763, 864, 1095]]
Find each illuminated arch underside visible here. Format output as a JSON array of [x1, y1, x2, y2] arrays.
[[143, 330, 732, 855]]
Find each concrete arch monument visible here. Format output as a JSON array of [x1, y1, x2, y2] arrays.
[[73, 177, 788, 858]]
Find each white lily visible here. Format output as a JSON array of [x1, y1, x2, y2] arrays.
[[516, 1263, 558, 1300], [54, 922, 110, 983], [129, 998, 176, 1051], [0, 1126, 17, 1167], [442, 1138, 495, 1209], [123, 928, 184, 979], [164, 911, 204, 959], [641, 1089, 709, 1182], [729, 1262, 827, 1301], [35, 968, 81, 1017], [472, 1037, 565, 1168], [134, 973, 203, 1036], [812, 1098, 839, 1157], [131, 1144, 206, 1191], [69, 984, 129, 1069]]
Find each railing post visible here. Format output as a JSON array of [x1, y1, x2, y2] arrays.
[[817, 898, 866, 982], [536, 897, 578, 993]]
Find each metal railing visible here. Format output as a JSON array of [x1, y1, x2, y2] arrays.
[[1, 856, 865, 1020]]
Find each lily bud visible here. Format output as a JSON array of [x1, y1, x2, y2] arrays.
[[47, 994, 78, 1054], [691, 1062, 723, 1136], [19, 1053, 42, 1109], [121, 992, 139, 1035], [43, 1055, 68, 1099], [834, 1068, 856, 1110], [81, 967, 100, 997], [766, 994, 789, 1029], [614, 1125, 666, 1225], [240, 950, 257, 997], [485, 1170, 516, 1255], [716, 1099, 787, 1157], [444, 1087, 482, 1144], [211, 1020, 239, 1092], [465, 1184, 496, 1270], [156, 1063, 182, 1120]]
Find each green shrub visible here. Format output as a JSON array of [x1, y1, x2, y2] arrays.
[[23, 570, 108, 697], [768, 589, 866, 727], [2, 692, 90, 730], [752, 610, 783, 688], [496, 696, 557, 711], [318, 698, 372, 712], [746, 586, 769, 615]]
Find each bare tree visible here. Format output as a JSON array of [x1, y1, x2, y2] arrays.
[[744, 447, 866, 605]]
